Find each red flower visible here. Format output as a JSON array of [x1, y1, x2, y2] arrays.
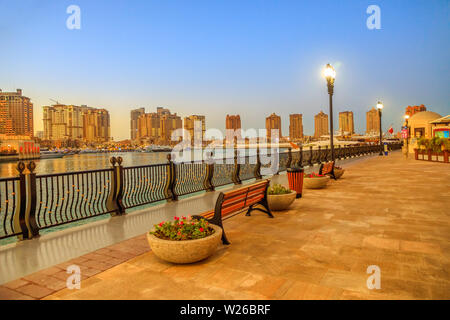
[[180, 221, 184, 225], [199, 227, 204, 232]]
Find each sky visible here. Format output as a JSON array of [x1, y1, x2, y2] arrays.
[[0, 0, 449, 140]]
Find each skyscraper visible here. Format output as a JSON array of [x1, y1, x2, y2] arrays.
[[314, 111, 329, 138], [184, 115, 206, 144], [289, 114, 303, 140], [81, 106, 111, 143], [366, 107, 380, 134], [266, 113, 282, 140], [338, 111, 354, 135], [43, 104, 110, 143], [136, 107, 182, 144], [0, 89, 33, 137], [130, 108, 145, 141], [225, 114, 242, 142]]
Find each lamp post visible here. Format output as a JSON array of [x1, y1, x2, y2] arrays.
[[404, 114, 410, 157], [323, 64, 336, 161], [376, 101, 384, 155]]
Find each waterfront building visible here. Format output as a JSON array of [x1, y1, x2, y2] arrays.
[[0, 89, 33, 137], [43, 104, 110, 143], [289, 114, 303, 141], [339, 111, 354, 135], [137, 107, 182, 144], [226, 114, 242, 142], [130, 108, 145, 141], [184, 115, 206, 144], [366, 107, 381, 135], [266, 113, 282, 140], [314, 111, 329, 138], [81, 106, 111, 143]]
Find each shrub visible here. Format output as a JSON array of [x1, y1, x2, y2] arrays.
[[429, 137, 443, 152], [268, 184, 291, 195], [416, 137, 429, 150], [306, 172, 325, 178], [150, 216, 214, 241], [442, 138, 450, 151]]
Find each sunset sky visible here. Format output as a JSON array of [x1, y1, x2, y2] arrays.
[[1, 0, 449, 140]]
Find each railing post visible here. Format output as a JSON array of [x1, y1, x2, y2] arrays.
[[24, 161, 39, 238], [203, 152, 215, 192], [317, 146, 322, 164], [287, 147, 292, 169], [107, 156, 126, 215], [165, 154, 178, 201], [309, 146, 313, 166], [14, 162, 31, 240], [298, 146, 303, 167], [232, 149, 242, 185], [254, 147, 262, 179], [324, 145, 329, 162]]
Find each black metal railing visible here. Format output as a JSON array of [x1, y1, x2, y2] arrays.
[[0, 142, 402, 241]]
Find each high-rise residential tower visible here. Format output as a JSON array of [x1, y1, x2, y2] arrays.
[[130, 108, 145, 141], [289, 114, 303, 140], [184, 115, 206, 144], [338, 111, 354, 135], [314, 111, 329, 138], [136, 107, 182, 144], [366, 107, 381, 134], [266, 113, 282, 140], [0, 89, 33, 137], [225, 114, 242, 142]]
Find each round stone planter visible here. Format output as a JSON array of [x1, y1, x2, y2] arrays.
[[334, 168, 345, 179], [147, 224, 222, 264], [304, 176, 329, 189], [267, 190, 297, 211]]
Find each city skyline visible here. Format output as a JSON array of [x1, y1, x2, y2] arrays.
[[1, 1, 449, 140]]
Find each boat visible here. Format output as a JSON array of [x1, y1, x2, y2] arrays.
[[40, 151, 65, 159]]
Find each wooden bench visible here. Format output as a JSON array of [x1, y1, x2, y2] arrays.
[[319, 161, 336, 180], [193, 179, 273, 245]]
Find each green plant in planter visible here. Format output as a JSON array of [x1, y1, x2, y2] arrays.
[[416, 137, 429, 150], [268, 184, 291, 195], [429, 137, 443, 153], [442, 138, 450, 151], [150, 216, 214, 241]]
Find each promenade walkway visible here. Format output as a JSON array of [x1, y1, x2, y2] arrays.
[[1, 151, 449, 299]]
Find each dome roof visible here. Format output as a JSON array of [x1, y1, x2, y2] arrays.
[[409, 111, 442, 122]]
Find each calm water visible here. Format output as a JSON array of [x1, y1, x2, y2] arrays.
[[0, 148, 287, 178]]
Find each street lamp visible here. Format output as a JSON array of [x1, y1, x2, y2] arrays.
[[376, 101, 384, 155], [404, 114, 410, 157], [323, 64, 336, 161]]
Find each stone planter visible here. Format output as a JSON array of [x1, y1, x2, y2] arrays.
[[267, 190, 297, 211], [334, 168, 345, 179], [147, 224, 222, 264], [304, 176, 329, 189]]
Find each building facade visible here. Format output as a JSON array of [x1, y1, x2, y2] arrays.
[[43, 104, 110, 143], [81, 106, 111, 143], [225, 114, 242, 142], [366, 107, 380, 134], [0, 89, 33, 137], [137, 107, 182, 144], [266, 113, 282, 140], [314, 111, 329, 138], [130, 108, 145, 141], [338, 111, 354, 135], [184, 115, 206, 144], [289, 114, 303, 140]]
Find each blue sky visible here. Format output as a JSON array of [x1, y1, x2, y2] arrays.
[[0, 0, 449, 140]]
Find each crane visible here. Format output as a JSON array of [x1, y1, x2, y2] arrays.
[[49, 98, 63, 105]]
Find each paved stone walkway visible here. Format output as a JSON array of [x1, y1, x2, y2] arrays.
[[1, 152, 449, 299]]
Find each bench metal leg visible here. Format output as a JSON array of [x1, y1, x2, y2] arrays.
[[247, 203, 274, 218]]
